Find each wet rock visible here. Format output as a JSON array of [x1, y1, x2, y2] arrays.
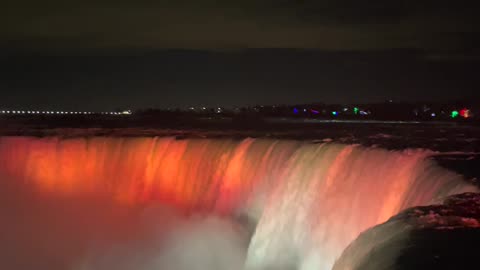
[[333, 192, 480, 270]]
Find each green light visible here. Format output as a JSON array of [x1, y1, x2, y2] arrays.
[[332, 111, 338, 116], [354, 107, 359, 115], [451, 110, 459, 118]]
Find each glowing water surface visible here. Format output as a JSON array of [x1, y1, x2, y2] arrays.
[[0, 137, 475, 270]]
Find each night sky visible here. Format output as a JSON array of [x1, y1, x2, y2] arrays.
[[1, 0, 479, 110]]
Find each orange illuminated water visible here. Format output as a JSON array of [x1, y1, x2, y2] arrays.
[[0, 136, 475, 270]]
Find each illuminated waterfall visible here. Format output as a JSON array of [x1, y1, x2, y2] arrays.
[[0, 136, 475, 270]]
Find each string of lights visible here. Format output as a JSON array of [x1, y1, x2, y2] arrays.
[[0, 110, 132, 115]]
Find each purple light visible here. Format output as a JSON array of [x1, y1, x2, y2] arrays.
[[310, 109, 319, 114]]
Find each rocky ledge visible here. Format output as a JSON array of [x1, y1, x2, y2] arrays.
[[333, 192, 480, 270]]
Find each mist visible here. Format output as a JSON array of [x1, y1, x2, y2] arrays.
[[0, 175, 250, 270]]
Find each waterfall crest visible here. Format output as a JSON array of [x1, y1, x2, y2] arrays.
[[0, 136, 475, 270]]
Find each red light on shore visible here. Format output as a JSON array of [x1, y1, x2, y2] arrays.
[[459, 108, 470, 118]]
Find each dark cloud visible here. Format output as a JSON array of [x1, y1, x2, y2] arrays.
[[1, 49, 478, 110], [1, 0, 478, 51]]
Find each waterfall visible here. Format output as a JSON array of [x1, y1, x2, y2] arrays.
[[0, 136, 475, 270]]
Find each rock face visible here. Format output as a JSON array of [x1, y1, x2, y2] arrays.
[[333, 192, 480, 270]]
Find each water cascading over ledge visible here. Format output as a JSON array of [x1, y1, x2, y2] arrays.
[[0, 136, 475, 270]]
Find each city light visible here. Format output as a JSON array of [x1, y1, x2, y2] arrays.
[[459, 108, 470, 118], [360, 110, 369, 115], [0, 110, 132, 116], [0, 105, 475, 121]]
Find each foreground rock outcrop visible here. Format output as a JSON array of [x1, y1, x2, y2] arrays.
[[333, 192, 480, 270]]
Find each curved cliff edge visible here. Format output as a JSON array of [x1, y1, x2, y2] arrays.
[[333, 192, 480, 270]]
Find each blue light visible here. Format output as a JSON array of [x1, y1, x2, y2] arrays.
[[332, 111, 338, 116], [360, 110, 369, 115], [293, 108, 299, 114]]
